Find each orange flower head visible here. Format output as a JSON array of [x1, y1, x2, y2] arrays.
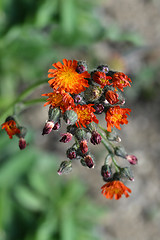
[[112, 72, 132, 92], [105, 106, 131, 132], [1, 120, 20, 139], [92, 71, 112, 88], [73, 104, 99, 128], [105, 90, 119, 105], [101, 180, 131, 200], [48, 59, 90, 94], [42, 90, 75, 113]]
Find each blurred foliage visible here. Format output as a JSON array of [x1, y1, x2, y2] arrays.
[[0, 0, 143, 113], [0, 130, 104, 240]]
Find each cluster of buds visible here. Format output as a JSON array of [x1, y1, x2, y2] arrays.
[[1, 116, 27, 150], [42, 59, 138, 200]]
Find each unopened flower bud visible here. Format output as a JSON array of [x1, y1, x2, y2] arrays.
[[84, 155, 95, 168], [19, 138, 27, 150], [5, 116, 15, 122], [63, 110, 78, 125], [94, 104, 104, 114], [106, 129, 121, 142], [76, 65, 86, 73], [120, 167, 134, 181], [84, 85, 103, 102], [126, 155, 138, 165], [16, 126, 27, 138], [76, 61, 87, 73], [75, 129, 87, 141], [67, 147, 77, 159], [53, 121, 61, 130], [42, 121, 54, 135], [48, 107, 61, 122], [97, 65, 109, 73], [101, 165, 112, 181], [59, 132, 72, 143], [80, 139, 88, 154], [57, 161, 72, 175], [74, 94, 82, 103], [90, 131, 102, 145], [114, 146, 127, 158]]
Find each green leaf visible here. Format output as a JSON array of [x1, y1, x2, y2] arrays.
[[14, 185, 45, 211]]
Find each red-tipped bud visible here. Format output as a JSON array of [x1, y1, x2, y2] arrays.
[[101, 165, 112, 181], [126, 155, 138, 165], [42, 121, 54, 135], [68, 151, 76, 159], [52, 121, 61, 130], [105, 90, 119, 105], [76, 65, 86, 73], [94, 104, 104, 114], [59, 133, 72, 143], [90, 131, 102, 145], [84, 155, 95, 168], [80, 140, 88, 155], [19, 138, 27, 150]]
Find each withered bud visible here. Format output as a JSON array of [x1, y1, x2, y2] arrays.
[[101, 165, 112, 181], [19, 138, 27, 150], [97, 65, 109, 73], [16, 126, 27, 138], [114, 146, 127, 158], [59, 132, 72, 143], [94, 104, 104, 114], [84, 155, 95, 168], [42, 121, 54, 135], [90, 131, 102, 145], [53, 121, 61, 130], [80, 140, 88, 155], [84, 85, 103, 102], [126, 155, 138, 165], [63, 110, 78, 125], [57, 161, 72, 175], [48, 107, 61, 122]]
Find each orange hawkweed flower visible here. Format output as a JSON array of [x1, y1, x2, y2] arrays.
[[42, 90, 75, 113], [112, 72, 132, 92], [1, 120, 20, 139], [105, 106, 131, 132], [105, 90, 119, 105], [92, 71, 112, 88], [73, 104, 99, 128], [101, 180, 131, 200], [48, 59, 90, 94]]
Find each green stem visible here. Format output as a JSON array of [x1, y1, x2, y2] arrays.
[[0, 79, 47, 122], [98, 130, 113, 155], [98, 124, 115, 149], [111, 155, 120, 172]]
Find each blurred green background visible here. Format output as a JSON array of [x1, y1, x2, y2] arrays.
[[0, 0, 160, 240]]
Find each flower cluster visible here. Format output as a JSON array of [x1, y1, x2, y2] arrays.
[[42, 59, 137, 200], [1, 58, 137, 200], [1, 116, 27, 150]]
